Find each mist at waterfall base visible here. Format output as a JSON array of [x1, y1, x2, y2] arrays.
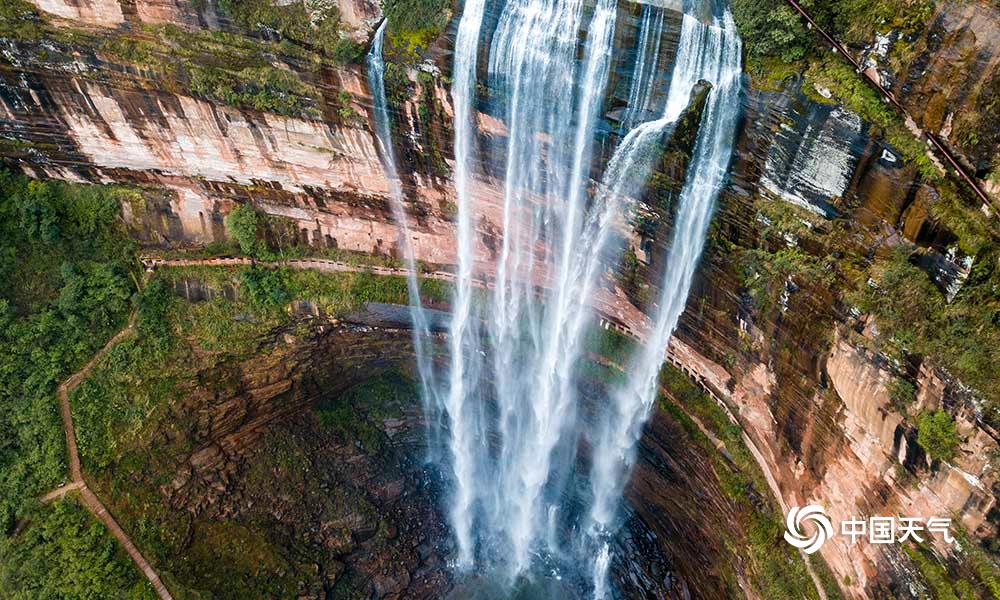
[[368, 0, 741, 597]]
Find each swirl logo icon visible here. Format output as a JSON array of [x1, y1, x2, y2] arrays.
[[784, 505, 833, 554]]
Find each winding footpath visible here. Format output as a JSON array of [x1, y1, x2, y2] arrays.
[[41, 312, 174, 600]]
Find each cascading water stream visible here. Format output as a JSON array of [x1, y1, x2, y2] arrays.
[[448, 0, 489, 569], [485, 0, 618, 574], [445, 0, 742, 595], [587, 10, 743, 595], [366, 20, 441, 444]]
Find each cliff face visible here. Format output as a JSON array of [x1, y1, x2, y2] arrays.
[[1, 0, 461, 261], [3, 0, 999, 598], [870, 1, 1000, 183], [672, 58, 1000, 595], [88, 309, 455, 599]]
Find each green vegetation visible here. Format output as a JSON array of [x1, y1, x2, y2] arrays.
[[732, 0, 814, 79], [851, 247, 1000, 414], [99, 25, 323, 118], [733, 0, 934, 78], [316, 369, 414, 453], [0, 170, 153, 598], [823, 0, 934, 46], [616, 247, 649, 307], [225, 203, 270, 258], [927, 180, 994, 256], [905, 545, 971, 600], [189, 62, 316, 116], [0, 0, 41, 41], [916, 410, 961, 462], [583, 327, 637, 367], [383, 61, 414, 105], [0, 170, 139, 529], [739, 245, 835, 314], [415, 70, 452, 177], [889, 376, 917, 409], [217, 0, 363, 60], [954, 530, 1000, 598], [384, 0, 450, 55], [0, 498, 155, 600], [239, 265, 450, 315], [733, 196, 840, 317]]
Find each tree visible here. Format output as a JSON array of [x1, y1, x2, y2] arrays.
[[917, 410, 961, 462], [225, 204, 267, 258]]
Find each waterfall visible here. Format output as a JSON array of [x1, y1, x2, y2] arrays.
[[444, 0, 742, 593], [621, 5, 666, 130], [485, 0, 618, 574], [448, 0, 620, 576], [366, 21, 441, 452], [448, 0, 489, 569], [587, 10, 743, 593]]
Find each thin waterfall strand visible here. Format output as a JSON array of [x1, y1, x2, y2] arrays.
[[366, 21, 441, 443], [622, 5, 665, 130], [448, 0, 489, 569]]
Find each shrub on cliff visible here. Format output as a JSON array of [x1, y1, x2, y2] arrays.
[[384, 0, 450, 55], [889, 377, 917, 410], [917, 410, 961, 462], [226, 204, 270, 258], [731, 0, 815, 77]]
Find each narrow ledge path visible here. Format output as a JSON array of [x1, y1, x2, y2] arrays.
[[41, 311, 175, 600]]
